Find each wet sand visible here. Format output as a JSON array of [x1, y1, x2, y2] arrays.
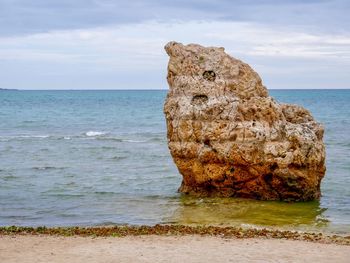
[[1, 235, 349, 263]]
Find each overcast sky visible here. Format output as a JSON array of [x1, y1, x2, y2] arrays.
[[0, 0, 349, 89]]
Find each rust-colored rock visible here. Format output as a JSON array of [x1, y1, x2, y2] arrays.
[[164, 42, 326, 201]]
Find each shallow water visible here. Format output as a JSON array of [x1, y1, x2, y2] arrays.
[[0, 90, 349, 234]]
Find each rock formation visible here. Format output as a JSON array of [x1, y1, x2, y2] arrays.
[[164, 41, 326, 201]]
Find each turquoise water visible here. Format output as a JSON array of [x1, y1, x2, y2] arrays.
[[0, 90, 349, 234]]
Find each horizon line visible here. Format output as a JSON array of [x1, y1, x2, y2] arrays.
[[1, 88, 350, 91]]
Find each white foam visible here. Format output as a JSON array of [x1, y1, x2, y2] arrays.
[[85, 131, 106, 137], [29, 135, 50, 138]]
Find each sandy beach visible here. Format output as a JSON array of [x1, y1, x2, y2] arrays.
[[0, 235, 349, 263]]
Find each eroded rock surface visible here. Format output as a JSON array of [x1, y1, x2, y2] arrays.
[[164, 41, 326, 201]]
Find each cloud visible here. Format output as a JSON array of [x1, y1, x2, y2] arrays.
[[0, 20, 349, 89], [0, 0, 349, 36]]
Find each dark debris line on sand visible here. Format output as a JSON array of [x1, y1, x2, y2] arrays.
[[0, 225, 349, 245]]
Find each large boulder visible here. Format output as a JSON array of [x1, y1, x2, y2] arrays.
[[164, 41, 326, 201]]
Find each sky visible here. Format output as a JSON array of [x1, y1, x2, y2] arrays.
[[0, 0, 349, 90]]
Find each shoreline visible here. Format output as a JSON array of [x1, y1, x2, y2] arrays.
[[1, 224, 349, 245]]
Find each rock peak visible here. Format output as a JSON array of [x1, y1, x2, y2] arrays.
[[165, 41, 268, 99], [164, 42, 326, 201]]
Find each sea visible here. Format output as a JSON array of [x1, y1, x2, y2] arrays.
[[0, 90, 349, 234]]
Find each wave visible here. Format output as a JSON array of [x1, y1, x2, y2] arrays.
[[122, 139, 147, 143], [1, 175, 19, 180], [0, 135, 50, 140], [96, 137, 147, 143], [0, 132, 107, 141], [32, 166, 66, 171], [0, 132, 166, 144], [85, 131, 107, 137], [111, 156, 128, 160], [96, 137, 123, 142], [94, 191, 119, 195], [148, 137, 166, 142], [44, 193, 85, 198], [22, 135, 50, 138]]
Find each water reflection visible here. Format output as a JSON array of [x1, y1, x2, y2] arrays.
[[164, 196, 329, 232]]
